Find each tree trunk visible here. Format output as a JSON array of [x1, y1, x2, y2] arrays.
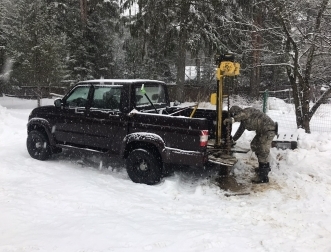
[[0, 49, 5, 95], [80, 0, 88, 25], [302, 79, 311, 133], [176, 33, 186, 102], [249, 53, 260, 99], [249, 12, 262, 99], [175, 1, 190, 102], [309, 87, 331, 118], [196, 57, 201, 84], [292, 81, 304, 129]]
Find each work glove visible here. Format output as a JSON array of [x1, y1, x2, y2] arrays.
[[223, 117, 234, 125]]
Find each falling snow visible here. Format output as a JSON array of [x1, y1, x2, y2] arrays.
[[0, 96, 331, 252]]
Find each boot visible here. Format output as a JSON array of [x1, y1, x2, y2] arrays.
[[252, 162, 270, 184], [254, 163, 271, 173], [253, 161, 267, 173]]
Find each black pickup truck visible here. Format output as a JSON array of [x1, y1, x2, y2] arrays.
[[27, 79, 236, 185]]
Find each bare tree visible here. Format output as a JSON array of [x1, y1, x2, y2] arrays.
[[265, 0, 331, 133], [222, 1, 331, 132]]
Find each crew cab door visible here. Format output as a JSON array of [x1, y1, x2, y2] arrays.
[[53, 85, 91, 146], [84, 85, 128, 153]]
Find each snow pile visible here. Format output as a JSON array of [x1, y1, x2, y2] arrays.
[[268, 96, 292, 112], [297, 129, 331, 151], [0, 96, 331, 252]]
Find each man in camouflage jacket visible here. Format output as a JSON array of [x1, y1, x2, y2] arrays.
[[224, 105, 278, 183]]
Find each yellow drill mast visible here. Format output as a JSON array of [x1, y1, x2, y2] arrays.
[[213, 53, 240, 147]]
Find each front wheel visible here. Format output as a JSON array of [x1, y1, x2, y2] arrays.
[[126, 148, 162, 185], [26, 130, 51, 160]]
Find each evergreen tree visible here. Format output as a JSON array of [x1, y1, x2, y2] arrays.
[[61, 0, 120, 82], [5, 0, 67, 91], [121, 0, 227, 101], [121, 0, 178, 81], [0, 0, 16, 94], [2, 0, 121, 92]]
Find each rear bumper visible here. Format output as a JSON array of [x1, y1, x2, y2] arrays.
[[162, 147, 208, 167]]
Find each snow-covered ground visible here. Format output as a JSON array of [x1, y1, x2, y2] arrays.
[[0, 96, 331, 252]]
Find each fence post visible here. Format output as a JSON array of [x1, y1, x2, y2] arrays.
[[263, 89, 269, 113]]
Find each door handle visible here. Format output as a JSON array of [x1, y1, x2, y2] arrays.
[[75, 108, 85, 114]]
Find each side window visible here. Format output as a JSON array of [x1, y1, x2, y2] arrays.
[[135, 84, 166, 107], [91, 86, 121, 110], [65, 86, 90, 108]]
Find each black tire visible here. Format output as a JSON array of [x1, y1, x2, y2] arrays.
[[162, 163, 175, 177], [126, 148, 162, 185], [26, 130, 51, 160]]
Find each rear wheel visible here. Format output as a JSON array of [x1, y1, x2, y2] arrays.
[[126, 148, 162, 185], [26, 130, 51, 160]]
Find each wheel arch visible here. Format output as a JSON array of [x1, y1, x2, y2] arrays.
[[121, 133, 165, 162], [27, 118, 55, 146]]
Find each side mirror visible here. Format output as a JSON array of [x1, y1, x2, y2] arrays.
[[54, 98, 62, 108]]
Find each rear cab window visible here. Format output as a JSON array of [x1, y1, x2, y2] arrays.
[[134, 82, 168, 111]]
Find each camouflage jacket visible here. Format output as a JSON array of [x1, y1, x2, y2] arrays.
[[232, 107, 276, 141]]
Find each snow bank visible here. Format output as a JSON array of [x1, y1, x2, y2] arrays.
[[0, 96, 331, 252]]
